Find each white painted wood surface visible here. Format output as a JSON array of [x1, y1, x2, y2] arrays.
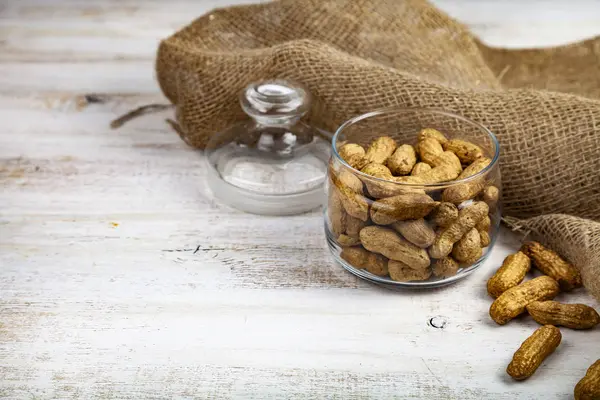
[[1, 1, 599, 398]]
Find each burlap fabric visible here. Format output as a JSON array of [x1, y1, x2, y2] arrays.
[[155, 0, 600, 299]]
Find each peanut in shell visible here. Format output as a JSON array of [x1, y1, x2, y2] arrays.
[[332, 170, 369, 222], [417, 128, 448, 145], [575, 359, 600, 400], [432, 256, 459, 278], [388, 260, 432, 282], [442, 157, 491, 204], [429, 201, 489, 259], [341, 247, 388, 276], [359, 226, 430, 269], [429, 202, 458, 228], [338, 143, 367, 170], [452, 228, 482, 264], [328, 186, 346, 236], [443, 139, 484, 164], [386, 144, 417, 175], [521, 241, 582, 291], [392, 218, 436, 249], [489, 276, 560, 325], [370, 193, 437, 225], [411, 162, 432, 176], [487, 251, 531, 298], [417, 137, 444, 165], [364, 136, 397, 164], [506, 325, 562, 380], [526, 301, 600, 330]]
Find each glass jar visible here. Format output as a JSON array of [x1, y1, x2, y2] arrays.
[[325, 108, 501, 288]]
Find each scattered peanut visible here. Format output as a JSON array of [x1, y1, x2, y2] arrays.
[[392, 218, 436, 248], [443, 139, 484, 164], [364, 136, 397, 164], [526, 301, 600, 330], [432, 256, 459, 278], [521, 241, 583, 291], [506, 325, 561, 380], [452, 228, 482, 264], [386, 144, 417, 175], [489, 276, 560, 325], [360, 226, 430, 269], [575, 359, 600, 400], [487, 251, 531, 298], [370, 193, 437, 225], [388, 260, 432, 282], [429, 201, 489, 259], [341, 247, 388, 276]]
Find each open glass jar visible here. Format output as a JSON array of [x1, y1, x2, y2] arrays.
[[325, 108, 501, 288]]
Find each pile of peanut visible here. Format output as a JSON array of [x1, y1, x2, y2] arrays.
[[487, 241, 599, 398], [328, 128, 499, 282]]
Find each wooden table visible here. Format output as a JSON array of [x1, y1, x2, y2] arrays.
[[1, 1, 599, 398]]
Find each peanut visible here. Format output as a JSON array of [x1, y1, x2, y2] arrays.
[[338, 143, 367, 170], [388, 260, 432, 282], [360, 226, 430, 269], [479, 230, 491, 247], [429, 201, 489, 259], [443, 139, 484, 164], [429, 202, 458, 228], [364, 136, 397, 164], [442, 157, 491, 204], [506, 325, 561, 380], [430, 151, 463, 176], [370, 193, 437, 225], [452, 228, 482, 264], [392, 218, 436, 248], [346, 215, 368, 237], [331, 170, 369, 221], [432, 256, 459, 278], [521, 241, 582, 291], [481, 185, 499, 210], [489, 276, 560, 325], [526, 301, 600, 330], [394, 161, 461, 184], [411, 162, 432, 176], [575, 359, 600, 400], [361, 163, 424, 198], [476, 215, 491, 232], [337, 234, 361, 247], [386, 144, 417, 175], [328, 187, 346, 236], [487, 251, 531, 298], [340, 247, 388, 276], [417, 128, 448, 145], [417, 137, 444, 165]]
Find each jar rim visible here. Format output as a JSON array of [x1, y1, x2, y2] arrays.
[[331, 107, 500, 188]]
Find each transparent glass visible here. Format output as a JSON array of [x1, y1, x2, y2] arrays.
[[325, 108, 502, 288]]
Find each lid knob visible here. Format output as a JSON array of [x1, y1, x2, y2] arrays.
[[240, 79, 310, 125]]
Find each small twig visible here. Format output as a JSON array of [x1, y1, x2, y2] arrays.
[[110, 103, 173, 129]]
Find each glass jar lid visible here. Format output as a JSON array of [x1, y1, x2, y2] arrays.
[[205, 79, 330, 215]]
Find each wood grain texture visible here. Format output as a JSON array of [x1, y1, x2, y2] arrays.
[[1, 0, 600, 398]]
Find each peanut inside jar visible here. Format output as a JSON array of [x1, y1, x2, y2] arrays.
[[328, 125, 500, 283]]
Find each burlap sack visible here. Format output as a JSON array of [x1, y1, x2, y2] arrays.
[[155, 0, 600, 299]]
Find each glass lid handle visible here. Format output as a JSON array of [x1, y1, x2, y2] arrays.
[[240, 79, 311, 126]]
